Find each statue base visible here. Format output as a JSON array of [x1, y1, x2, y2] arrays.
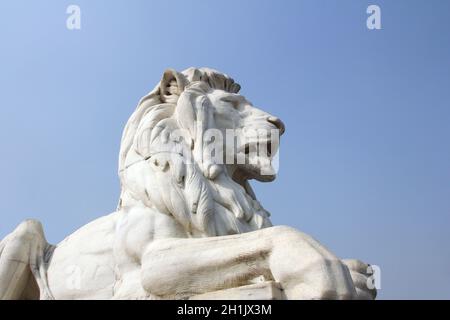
[[189, 281, 284, 300]]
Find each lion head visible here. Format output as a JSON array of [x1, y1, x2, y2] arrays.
[[118, 68, 285, 237]]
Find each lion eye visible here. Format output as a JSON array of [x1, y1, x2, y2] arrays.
[[220, 97, 240, 109]]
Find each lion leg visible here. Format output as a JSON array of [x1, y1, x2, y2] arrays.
[[140, 226, 356, 300], [0, 220, 53, 300], [267, 226, 356, 299]]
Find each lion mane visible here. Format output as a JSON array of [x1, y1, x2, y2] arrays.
[[117, 67, 272, 237]]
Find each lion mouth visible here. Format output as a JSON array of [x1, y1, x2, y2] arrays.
[[227, 140, 278, 200], [235, 140, 278, 181], [241, 141, 273, 158]]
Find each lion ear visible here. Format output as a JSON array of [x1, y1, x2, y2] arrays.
[[159, 69, 186, 103]]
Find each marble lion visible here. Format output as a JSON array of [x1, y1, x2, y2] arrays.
[[0, 67, 376, 300]]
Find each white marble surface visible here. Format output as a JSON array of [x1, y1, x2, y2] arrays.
[[0, 68, 376, 300]]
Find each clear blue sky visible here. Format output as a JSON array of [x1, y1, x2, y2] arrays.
[[1, 0, 449, 299]]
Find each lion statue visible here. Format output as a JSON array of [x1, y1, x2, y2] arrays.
[[0, 67, 376, 300]]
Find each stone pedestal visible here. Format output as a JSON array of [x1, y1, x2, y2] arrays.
[[189, 281, 284, 300]]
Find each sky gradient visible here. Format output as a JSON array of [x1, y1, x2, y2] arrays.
[[0, 0, 449, 299]]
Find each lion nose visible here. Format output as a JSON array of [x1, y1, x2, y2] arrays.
[[267, 116, 285, 135]]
